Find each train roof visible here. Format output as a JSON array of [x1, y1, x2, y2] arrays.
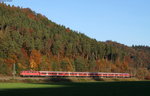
[[21, 71, 129, 74]]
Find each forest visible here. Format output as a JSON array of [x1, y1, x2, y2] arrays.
[[0, 3, 150, 79]]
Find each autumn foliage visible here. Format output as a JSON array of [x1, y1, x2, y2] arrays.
[[30, 50, 41, 70], [0, 3, 150, 79]]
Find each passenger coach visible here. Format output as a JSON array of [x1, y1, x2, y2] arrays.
[[20, 71, 131, 78]]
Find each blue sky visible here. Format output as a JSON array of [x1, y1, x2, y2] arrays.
[[6, 0, 150, 46]]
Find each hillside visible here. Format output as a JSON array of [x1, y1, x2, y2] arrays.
[[0, 3, 150, 79]]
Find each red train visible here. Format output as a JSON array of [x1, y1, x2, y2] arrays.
[[20, 71, 131, 78]]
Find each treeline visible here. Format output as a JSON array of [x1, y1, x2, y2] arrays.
[[0, 3, 149, 79]]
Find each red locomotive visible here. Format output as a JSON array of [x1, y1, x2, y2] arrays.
[[20, 71, 131, 78]]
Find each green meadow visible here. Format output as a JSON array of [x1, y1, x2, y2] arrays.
[[0, 81, 150, 96]]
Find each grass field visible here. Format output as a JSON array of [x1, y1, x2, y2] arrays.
[[0, 81, 150, 96]]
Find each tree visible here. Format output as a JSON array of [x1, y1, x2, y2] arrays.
[[29, 49, 41, 70], [74, 57, 86, 72]]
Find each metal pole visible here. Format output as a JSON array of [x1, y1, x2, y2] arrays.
[[12, 63, 16, 79]]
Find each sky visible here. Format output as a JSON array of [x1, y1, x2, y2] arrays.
[[5, 0, 150, 46]]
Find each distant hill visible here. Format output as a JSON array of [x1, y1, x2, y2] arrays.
[[0, 3, 149, 79]]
